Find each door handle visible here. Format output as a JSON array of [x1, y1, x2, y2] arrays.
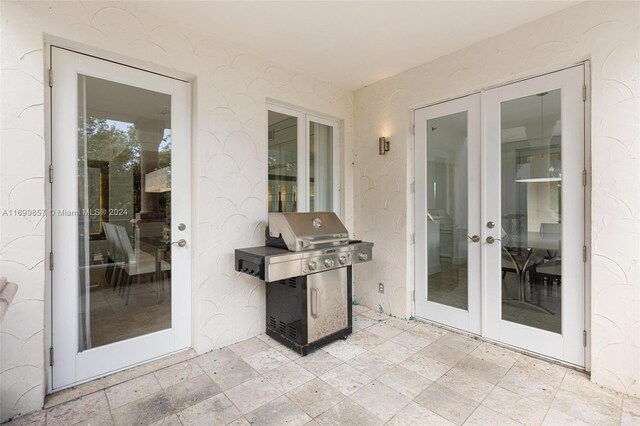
[[171, 239, 187, 247], [310, 288, 318, 318], [468, 235, 480, 243], [486, 236, 501, 244]]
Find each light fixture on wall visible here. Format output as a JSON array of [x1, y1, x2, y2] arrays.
[[379, 137, 390, 155], [514, 92, 561, 183]]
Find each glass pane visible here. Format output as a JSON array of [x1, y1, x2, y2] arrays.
[[268, 111, 298, 212], [426, 111, 468, 310], [78, 75, 172, 350], [309, 121, 333, 212], [500, 89, 561, 334]]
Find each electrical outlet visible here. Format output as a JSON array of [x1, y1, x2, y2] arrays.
[[378, 282, 384, 293]]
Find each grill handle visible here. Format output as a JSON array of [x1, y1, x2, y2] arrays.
[[310, 288, 319, 318], [301, 237, 349, 248]]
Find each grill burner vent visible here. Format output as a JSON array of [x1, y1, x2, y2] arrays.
[[288, 325, 297, 340], [268, 316, 298, 340]]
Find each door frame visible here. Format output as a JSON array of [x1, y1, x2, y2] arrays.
[[414, 94, 482, 335], [45, 44, 193, 392], [411, 62, 591, 369], [482, 65, 586, 367]]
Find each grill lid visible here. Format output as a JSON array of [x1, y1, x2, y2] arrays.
[[267, 212, 349, 252]]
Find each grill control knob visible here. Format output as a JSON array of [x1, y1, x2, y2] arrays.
[[308, 261, 317, 271], [338, 256, 347, 265], [358, 253, 369, 261], [324, 259, 335, 268]]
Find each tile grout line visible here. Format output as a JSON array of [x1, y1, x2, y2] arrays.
[[103, 388, 115, 425], [538, 366, 568, 425], [32, 313, 632, 426], [331, 319, 443, 423], [201, 366, 257, 423], [44, 349, 198, 410], [259, 355, 343, 421]]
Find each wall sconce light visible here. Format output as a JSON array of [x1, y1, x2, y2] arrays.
[[379, 137, 390, 155]]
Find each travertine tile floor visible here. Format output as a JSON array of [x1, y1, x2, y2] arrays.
[[8, 306, 640, 426]]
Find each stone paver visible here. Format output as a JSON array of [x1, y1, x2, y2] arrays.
[[8, 309, 637, 425]]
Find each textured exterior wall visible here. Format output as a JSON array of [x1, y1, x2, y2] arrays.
[[353, 1, 640, 395], [0, 1, 353, 421]]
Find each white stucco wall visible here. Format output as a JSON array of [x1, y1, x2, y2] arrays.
[[0, 1, 354, 420], [353, 1, 639, 396]]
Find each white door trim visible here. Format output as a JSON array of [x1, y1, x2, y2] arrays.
[[50, 47, 192, 390], [413, 64, 587, 368], [414, 93, 482, 334], [482, 65, 585, 367]]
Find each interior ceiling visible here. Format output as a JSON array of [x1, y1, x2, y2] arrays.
[[85, 75, 171, 124], [428, 89, 561, 148], [132, 1, 580, 90], [268, 111, 295, 126]]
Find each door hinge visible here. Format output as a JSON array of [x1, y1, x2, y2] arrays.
[[583, 330, 587, 347], [582, 169, 587, 187], [582, 84, 587, 102], [583, 246, 587, 263], [410, 123, 415, 136], [49, 252, 54, 271], [412, 233, 416, 244], [49, 164, 54, 183], [49, 347, 54, 366], [410, 181, 415, 194], [412, 290, 415, 302], [48, 68, 53, 88]]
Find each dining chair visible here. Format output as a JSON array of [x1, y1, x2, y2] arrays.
[[103, 223, 125, 291], [114, 225, 170, 305]]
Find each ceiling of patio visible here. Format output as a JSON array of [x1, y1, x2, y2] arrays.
[[135, 1, 580, 90]]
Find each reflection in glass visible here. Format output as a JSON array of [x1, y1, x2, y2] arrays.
[[500, 89, 562, 334], [78, 75, 172, 350], [309, 121, 333, 212], [268, 111, 298, 212], [426, 112, 469, 310]]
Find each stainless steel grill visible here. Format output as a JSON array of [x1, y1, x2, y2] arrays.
[[267, 212, 349, 251], [235, 212, 373, 355]]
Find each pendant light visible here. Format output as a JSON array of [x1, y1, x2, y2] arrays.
[[515, 92, 561, 183]]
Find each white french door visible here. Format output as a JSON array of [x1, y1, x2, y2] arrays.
[[415, 94, 482, 334], [415, 65, 586, 366], [50, 47, 191, 389], [483, 66, 585, 365]]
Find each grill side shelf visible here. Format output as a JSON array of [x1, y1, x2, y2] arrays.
[[235, 249, 266, 280]]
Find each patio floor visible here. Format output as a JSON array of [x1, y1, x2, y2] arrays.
[[8, 306, 639, 425]]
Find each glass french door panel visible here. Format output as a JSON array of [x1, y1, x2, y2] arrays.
[[77, 75, 172, 350], [309, 121, 333, 212], [268, 111, 299, 212], [426, 111, 469, 311], [500, 89, 562, 334]]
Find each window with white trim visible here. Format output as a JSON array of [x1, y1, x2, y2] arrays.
[[267, 104, 340, 214]]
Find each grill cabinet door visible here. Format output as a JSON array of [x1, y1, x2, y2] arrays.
[[306, 268, 348, 342]]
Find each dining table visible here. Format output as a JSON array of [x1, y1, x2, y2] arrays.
[[138, 236, 171, 302], [502, 231, 560, 314]]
